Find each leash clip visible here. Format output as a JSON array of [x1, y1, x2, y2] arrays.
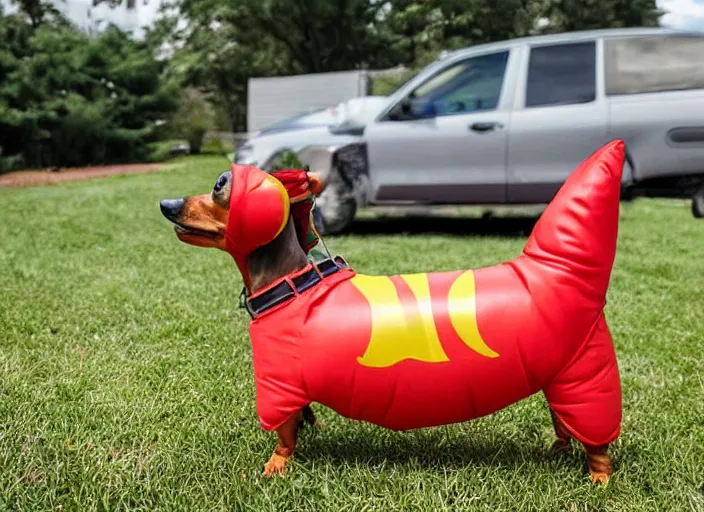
[[238, 286, 251, 311]]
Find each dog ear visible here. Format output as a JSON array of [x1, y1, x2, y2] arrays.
[[307, 172, 325, 196]]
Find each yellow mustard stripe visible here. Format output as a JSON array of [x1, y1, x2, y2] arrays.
[[262, 176, 290, 238], [447, 270, 499, 358], [351, 274, 449, 368], [400, 272, 445, 358]]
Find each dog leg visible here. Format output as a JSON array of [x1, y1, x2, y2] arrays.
[[263, 411, 301, 477], [301, 405, 317, 428], [551, 408, 611, 484], [584, 443, 612, 485], [550, 408, 572, 454], [544, 314, 621, 484]]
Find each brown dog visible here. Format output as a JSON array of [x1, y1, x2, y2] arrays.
[[160, 168, 324, 475], [160, 157, 622, 483]]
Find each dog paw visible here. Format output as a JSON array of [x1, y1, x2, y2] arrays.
[[590, 471, 610, 486], [263, 454, 288, 477]]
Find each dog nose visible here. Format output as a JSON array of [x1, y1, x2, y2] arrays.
[[160, 198, 184, 220]]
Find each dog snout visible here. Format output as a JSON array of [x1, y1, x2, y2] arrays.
[[160, 198, 185, 221]]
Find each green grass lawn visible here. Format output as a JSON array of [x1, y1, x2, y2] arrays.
[[1, 156, 703, 511]]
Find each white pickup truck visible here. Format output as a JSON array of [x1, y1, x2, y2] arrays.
[[237, 27, 704, 233]]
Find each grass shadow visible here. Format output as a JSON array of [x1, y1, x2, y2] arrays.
[[297, 427, 582, 472]]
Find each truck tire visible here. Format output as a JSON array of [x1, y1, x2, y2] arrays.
[[315, 170, 357, 235], [692, 186, 704, 218]]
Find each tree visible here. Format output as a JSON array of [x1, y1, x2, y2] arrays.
[[170, 88, 215, 154], [92, 0, 138, 8], [0, 0, 664, 170], [141, 0, 294, 132], [0, 6, 178, 170], [9, 0, 66, 28], [539, 0, 662, 33], [236, 0, 397, 74]]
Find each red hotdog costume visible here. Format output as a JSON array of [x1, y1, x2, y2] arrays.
[[226, 140, 624, 449]]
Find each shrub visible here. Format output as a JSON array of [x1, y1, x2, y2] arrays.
[[371, 68, 418, 96], [200, 136, 227, 156], [0, 22, 178, 169], [145, 139, 188, 163], [263, 149, 305, 172], [170, 88, 216, 155]]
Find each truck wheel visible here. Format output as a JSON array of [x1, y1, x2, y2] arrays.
[[315, 171, 357, 235], [315, 193, 356, 235], [692, 186, 704, 218], [620, 185, 636, 202]]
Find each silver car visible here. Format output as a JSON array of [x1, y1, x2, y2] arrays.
[[234, 96, 390, 170], [296, 27, 704, 233]]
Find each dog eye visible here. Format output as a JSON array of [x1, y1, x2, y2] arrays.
[[214, 173, 228, 193]]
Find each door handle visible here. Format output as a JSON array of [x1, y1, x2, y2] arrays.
[[469, 122, 503, 133]]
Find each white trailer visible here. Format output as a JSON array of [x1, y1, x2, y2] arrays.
[[247, 67, 407, 133], [247, 70, 372, 133]]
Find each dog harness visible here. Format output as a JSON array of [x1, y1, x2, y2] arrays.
[[228, 143, 625, 448]]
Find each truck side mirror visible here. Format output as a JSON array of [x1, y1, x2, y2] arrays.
[[401, 97, 436, 119]]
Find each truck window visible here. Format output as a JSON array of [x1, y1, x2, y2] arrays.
[[604, 35, 704, 95], [525, 41, 596, 108], [403, 51, 509, 118]]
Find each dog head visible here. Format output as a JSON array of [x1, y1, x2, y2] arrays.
[[160, 163, 324, 285]]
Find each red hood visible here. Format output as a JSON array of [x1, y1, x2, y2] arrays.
[[224, 164, 290, 288]]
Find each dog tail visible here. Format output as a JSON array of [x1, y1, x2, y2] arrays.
[[518, 139, 624, 308]]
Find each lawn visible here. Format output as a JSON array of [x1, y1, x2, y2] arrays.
[[1, 156, 703, 511]]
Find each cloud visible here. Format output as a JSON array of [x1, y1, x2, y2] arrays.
[[658, 0, 704, 31]]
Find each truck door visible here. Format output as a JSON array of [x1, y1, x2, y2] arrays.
[[364, 49, 515, 204], [507, 39, 610, 203]]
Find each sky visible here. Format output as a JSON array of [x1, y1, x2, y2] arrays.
[[3, 0, 704, 37], [54, 0, 164, 35], [659, 0, 704, 29]]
